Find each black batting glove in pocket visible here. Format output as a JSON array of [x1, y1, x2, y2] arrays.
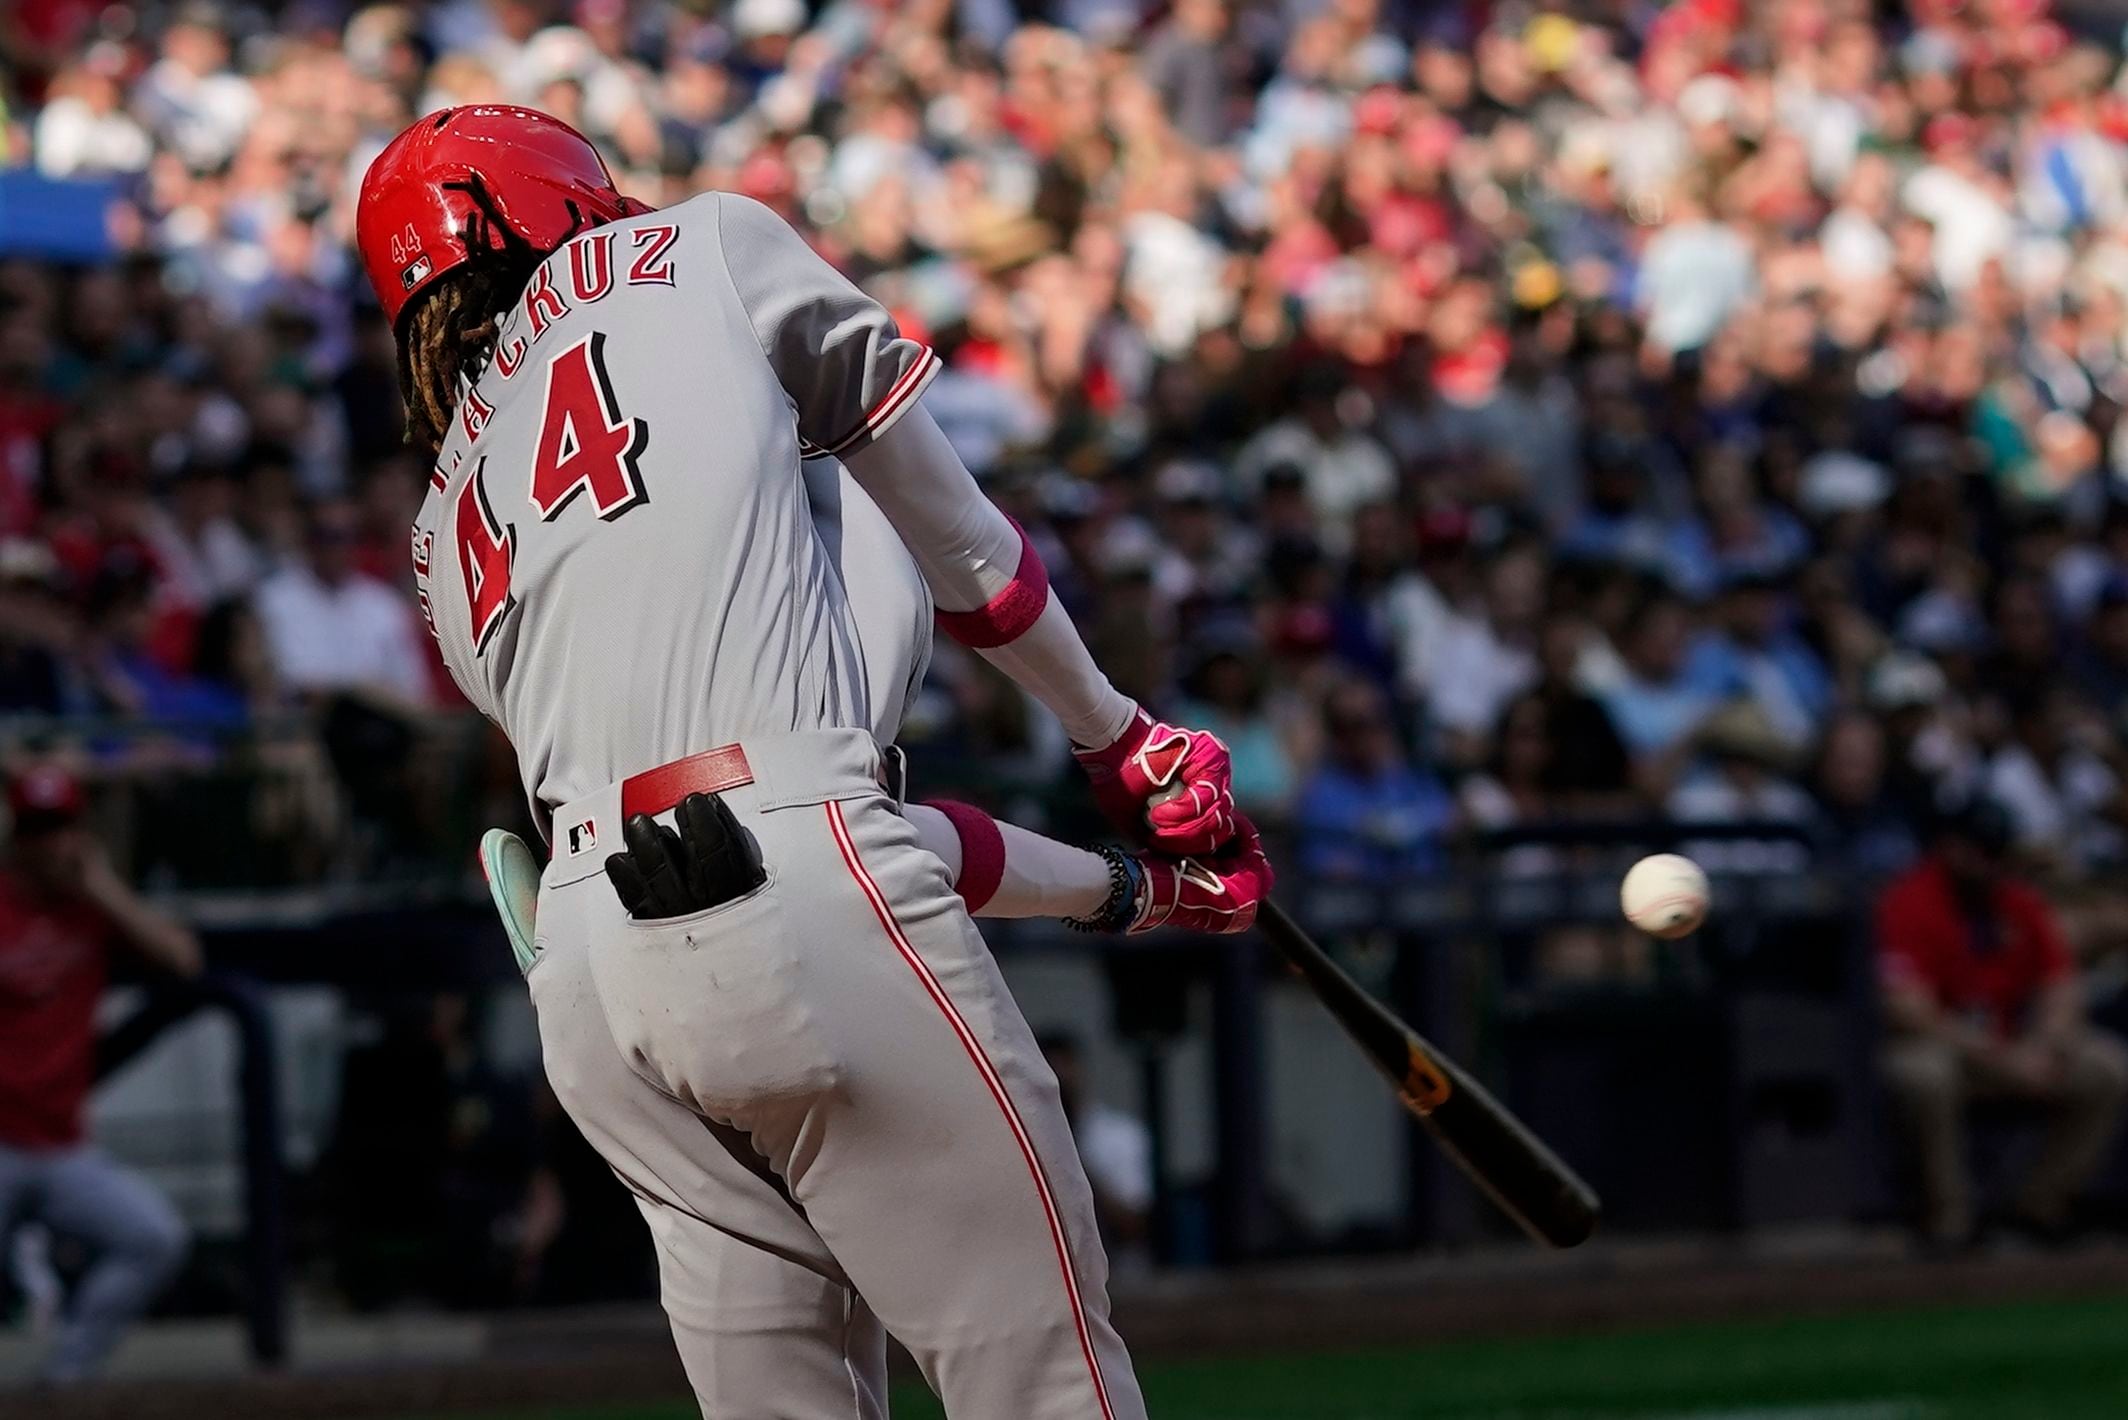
[[604, 791, 766, 920]]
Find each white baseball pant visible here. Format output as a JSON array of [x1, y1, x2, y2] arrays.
[[530, 727, 1146, 1418]]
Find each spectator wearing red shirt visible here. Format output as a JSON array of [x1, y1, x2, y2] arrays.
[[0, 765, 201, 1384], [1878, 798, 2128, 1246]]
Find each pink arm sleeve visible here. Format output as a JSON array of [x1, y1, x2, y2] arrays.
[[845, 407, 1136, 750], [905, 800, 1112, 919]]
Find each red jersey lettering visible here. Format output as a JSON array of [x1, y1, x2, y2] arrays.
[[569, 231, 616, 303], [524, 265, 570, 339], [529, 332, 649, 521], [494, 326, 527, 381], [454, 459, 516, 652], [627, 224, 678, 286], [460, 385, 496, 443]]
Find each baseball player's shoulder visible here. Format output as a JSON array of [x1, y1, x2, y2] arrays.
[[698, 190, 827, 264], [627, 188, 721, 235], [617, 190, 773, 246]]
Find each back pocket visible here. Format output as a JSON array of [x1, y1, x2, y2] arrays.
[[587, 876, 843, 1119]]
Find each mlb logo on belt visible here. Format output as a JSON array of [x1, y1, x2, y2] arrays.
[[566, 819, 598, 856]]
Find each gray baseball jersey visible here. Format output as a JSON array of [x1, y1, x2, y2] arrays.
[[413, 193, 1146, 1418], [411, 191, 939, 812]]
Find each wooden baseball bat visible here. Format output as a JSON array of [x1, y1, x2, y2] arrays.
[[1256, 899, 1601, 1248]]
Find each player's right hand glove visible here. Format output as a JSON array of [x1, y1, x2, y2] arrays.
[[1129, 817, 1273, 935], [1069, 815, 1274, 935], [1073, 707, 1239, 857], [604, 792, 765, 920]]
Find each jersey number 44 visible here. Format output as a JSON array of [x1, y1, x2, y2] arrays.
[[445, 330, 649, 654]]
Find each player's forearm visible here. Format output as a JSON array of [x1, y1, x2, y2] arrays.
[[846, 409, 1135, 750], [905, 800, 1111, 919], [971, 600, 1138, 749]]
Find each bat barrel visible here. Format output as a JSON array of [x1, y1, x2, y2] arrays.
[[1257, 901, 1602, 1249], [1422, 1055, 1601, 1248]]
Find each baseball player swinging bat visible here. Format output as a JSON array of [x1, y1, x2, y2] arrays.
[[1255, 901, 1600, 1248], [366, 104, 1276, 1419], [369, 101, 1576, 1420]]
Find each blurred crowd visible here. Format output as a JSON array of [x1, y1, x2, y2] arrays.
[[9, 0, 2128, 1332], [0, 0, 2127, 920]]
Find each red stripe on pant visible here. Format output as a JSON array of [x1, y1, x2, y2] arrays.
[[824, 800, 1117, 1420]]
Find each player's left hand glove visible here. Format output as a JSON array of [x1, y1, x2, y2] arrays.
[[1073, 707, 1238, 857]]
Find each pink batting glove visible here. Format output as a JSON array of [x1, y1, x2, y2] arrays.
[[1128, 817, 1274, 935], [1073, 707, 1239, 857]]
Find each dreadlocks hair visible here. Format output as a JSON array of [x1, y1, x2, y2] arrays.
[[394, 179, 606, 452], [396, 253, 539, 453]]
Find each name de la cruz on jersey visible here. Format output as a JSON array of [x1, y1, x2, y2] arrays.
[[410, 221, 680, 648]]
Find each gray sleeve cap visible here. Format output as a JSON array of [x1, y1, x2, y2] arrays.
[[714, 192, 938, 457]]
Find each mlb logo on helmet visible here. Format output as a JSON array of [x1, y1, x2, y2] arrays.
[[389, 220, 432, 291]]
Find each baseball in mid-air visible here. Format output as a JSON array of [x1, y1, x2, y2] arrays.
[[1620, 854, 1710, 939]]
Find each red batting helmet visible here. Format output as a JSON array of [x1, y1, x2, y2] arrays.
[[356, 105, 648, 331]]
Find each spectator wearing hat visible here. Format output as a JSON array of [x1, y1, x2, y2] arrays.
[[1333, 500, 1431, 695], [1879, 798, 2128, 1246], [1253, 462, 1321, 547], [1866, 652, 1979, 821], [1557, 432, 1684, 575], [141, 462, 262, 612], [0, 765, 200, 1382]]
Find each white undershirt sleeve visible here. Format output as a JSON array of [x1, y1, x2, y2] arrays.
[[903, 802, 1113, 919], [845, 407, 1136, 750]]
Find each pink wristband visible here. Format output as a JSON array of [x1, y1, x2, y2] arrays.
[[924, 799, 1006, 913], [934, 522, 1050, 650]]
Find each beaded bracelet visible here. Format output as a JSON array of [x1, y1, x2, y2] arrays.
[[1063, 845, 1143, 933]]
